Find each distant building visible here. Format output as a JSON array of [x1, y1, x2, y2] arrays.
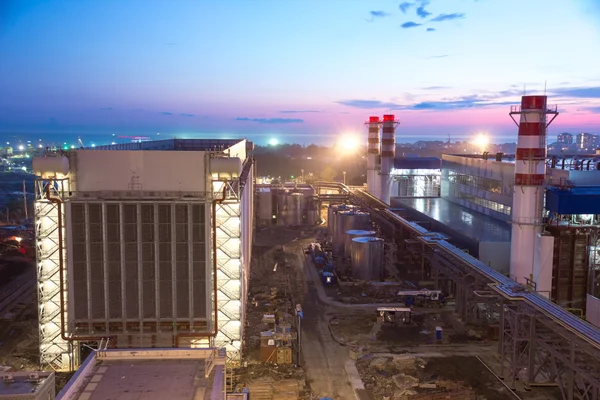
[[557, 132, 573, 145], [576, 132, 599, 151]]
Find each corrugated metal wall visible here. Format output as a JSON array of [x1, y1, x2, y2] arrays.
[[69, 201, 209, 336], [549, 227, 589, 310]]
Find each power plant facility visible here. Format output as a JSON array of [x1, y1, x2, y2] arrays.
[[16, 96, 600, 400], [32, 139, 254, 371]]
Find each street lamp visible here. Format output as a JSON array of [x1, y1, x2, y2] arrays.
[[343, 171, 346, 185], [301, 169, 304, 183]]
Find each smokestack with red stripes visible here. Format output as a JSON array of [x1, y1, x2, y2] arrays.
[[509, 95, 558, 289], [380, 114, 399, 204], [365, 116, 381, 198]]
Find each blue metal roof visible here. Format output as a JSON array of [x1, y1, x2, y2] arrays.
[[546, 186, 600, 215], [394, 156, 441, 170]]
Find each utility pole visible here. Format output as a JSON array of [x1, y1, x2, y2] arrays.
[[22, 180, 28, 219]]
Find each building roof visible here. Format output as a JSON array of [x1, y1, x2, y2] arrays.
[[546, 186, 600, 215], [394, 197, 511, 244], [91, 138, 245, 151], [393, 156, 441, 170], [57, 348, 225, 400], [0, 371, 54, 399]]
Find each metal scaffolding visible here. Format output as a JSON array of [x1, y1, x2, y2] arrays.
[[35, 178, 76, 371]]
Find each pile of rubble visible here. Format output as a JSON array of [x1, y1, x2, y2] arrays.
[[356, 355, 475, 400]]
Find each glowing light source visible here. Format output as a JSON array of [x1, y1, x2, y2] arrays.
[[18, 145, 24, 151], [338, 134, 359, 153], [473, 133, 489, 150], [269, 138, 279, 146]]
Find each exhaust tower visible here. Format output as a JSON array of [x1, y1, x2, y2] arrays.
[[380, 114, 399, 205], [509, 95, 558, 291], [366, 116, 381, 198]]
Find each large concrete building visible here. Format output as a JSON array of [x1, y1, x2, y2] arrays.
[[32, 139, 254, 371]]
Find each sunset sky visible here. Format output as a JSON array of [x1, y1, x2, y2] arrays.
[[1, 0, 599, 145]]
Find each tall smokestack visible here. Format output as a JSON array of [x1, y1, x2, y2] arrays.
[[509, 95, 558, 291], [380, 114, 398, 204], [366, 116, 381, 198]]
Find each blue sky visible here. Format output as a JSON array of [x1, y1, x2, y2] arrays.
[[1, 0, 599, 145]]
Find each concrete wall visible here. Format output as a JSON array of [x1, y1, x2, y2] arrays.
[[587, 295, 600, 328], [72, 150, 207, 192], [478, 241, 510, 275]]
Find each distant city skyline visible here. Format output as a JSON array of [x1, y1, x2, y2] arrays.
[[1, 0, 599, 143]]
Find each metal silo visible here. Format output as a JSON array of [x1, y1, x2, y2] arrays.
[[344, 229, 376, 260], [327, 203, 347, 235], [351, 237, 384, 281], [257, 190, 273, 225], [305, 195, 320, 226], [277, 191, 304, 226], [333, 211, 368, 257]]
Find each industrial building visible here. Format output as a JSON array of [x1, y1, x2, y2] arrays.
[[56, 348, 226, 400], [366, 96, 600, 322], [32, 139, 254, 371]]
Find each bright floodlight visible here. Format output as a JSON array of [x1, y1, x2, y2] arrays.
[[473, 134, 489, 150], [18, 145, 24, 151], [339, 134, 359, 153], [269, 138, 279, 146]]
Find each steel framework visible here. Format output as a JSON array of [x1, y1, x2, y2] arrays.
[[213, 180, 243, 364], [35, 178, 76, 371], [343, 187, 600, 400]]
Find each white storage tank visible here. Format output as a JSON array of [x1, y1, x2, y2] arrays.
[[32, 156, 70, 178], [344, 230, 376, 260], [351, 237, 384, 281]]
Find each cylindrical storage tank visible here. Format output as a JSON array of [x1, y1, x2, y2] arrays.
[[210, 157, 242, 180], [336, 212, 371, 258], [344, 230, 376, 260], [328, 204, 356, 236], [278, 192, 304, 226], [305, 196, 320, 226], [290, 192, 304, 225], [342, 211, 371, 234], [257, 190, 273, 225], [32, 156, 70, 178], [350, 237, 384, 281]]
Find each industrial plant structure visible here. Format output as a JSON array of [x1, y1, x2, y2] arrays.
[[32, 138, 254, 371], [378, 96, 600, 323]]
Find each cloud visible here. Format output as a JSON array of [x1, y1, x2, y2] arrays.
[[551, 86, 600, 98], [100, 107, 113, 110], [431, 13, 466, 22], [416, 2, 432, 18], [399, 2, 414, 13], [337, 100, 404, 109], [337, 95, 516, 111], [235, 117, 304, 124], [426, 28, 435, 32], [425, 54, 450, 59], [422, 86, 451, 90], [370, 10, 390, 18], [401, 21, 422, 28], [161, 112, 173, 115], [279, 110, 321, 114], [180, 113, 195, 117]]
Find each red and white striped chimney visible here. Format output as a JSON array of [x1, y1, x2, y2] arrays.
[[380, 114, 398, 204], [366, 116, 381, 198], [509, 95, 558, 290]]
